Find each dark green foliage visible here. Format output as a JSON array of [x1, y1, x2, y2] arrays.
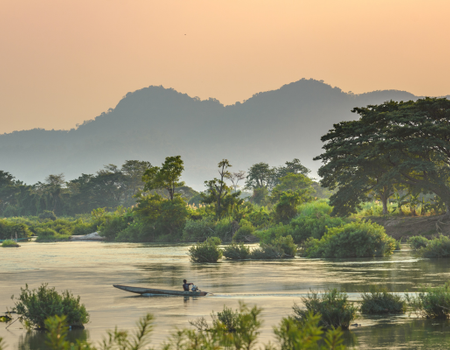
[[273, 191, 302, 224], [2, 239, 20, 247], [416, 235, 450, 258], [408, 236, 429, 250], [246, 205, 271, 228], [188, 237, 223, 263], [39, 210, 57, 221], [406, 283, 450, 319], [293, 289, 357, 329], [143, 156, 185, 200], [360, 286, 406, 314], [13, 284, 89, 330], [290, 212, 346, 244], [222, 243, 251, 260], [232, 223, 255, 242], [256, 223, 294, 244], [250, 235, 297, 259], [315, 98, 450, 216], [0, 219, 30, 240], [35, 227, 71, 242], [182, 218, 215, 241], [302, 220, 396, 258]]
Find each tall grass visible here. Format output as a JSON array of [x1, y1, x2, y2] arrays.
[[360, 286, 406, 314], [406, 283, 450, 319]]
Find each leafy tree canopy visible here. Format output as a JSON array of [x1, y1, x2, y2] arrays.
[[315, 98, 450, 216]]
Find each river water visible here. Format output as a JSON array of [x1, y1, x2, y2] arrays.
[[1, 242, 450, 349]]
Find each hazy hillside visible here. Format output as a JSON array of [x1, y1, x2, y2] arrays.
[[0, 79, 443, 190]]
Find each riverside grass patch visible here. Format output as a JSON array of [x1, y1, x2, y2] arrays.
[[405, 283, 450, 319], [188, 237, 223, 263], [360, 286, 406, 315]]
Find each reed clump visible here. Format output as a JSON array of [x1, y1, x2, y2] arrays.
[[360, 286, 406, 314]]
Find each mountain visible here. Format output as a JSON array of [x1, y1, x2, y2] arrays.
[[0, 79, 445, 190]]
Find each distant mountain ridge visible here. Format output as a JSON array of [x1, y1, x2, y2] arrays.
[[1, 79, 447, 190]]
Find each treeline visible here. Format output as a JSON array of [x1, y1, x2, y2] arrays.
[[0, 160, 197, 217]]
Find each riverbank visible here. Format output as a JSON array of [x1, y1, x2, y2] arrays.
[[366, 214, 450, 240]]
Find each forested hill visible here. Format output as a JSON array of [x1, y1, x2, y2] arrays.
[[0, 79, 440, 189]]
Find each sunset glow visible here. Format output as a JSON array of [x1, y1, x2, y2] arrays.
[[1, 0, 449, 133]]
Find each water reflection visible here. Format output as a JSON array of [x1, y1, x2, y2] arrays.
[[17, 329, 88, 350]]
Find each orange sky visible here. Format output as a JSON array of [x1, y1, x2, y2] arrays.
[[1, 0, 449, 134]]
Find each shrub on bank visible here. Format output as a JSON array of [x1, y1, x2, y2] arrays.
[[13, 283, 89, 330], [232, 223, 255, 243], [1, 239, 20, 247], [301, 221, 396, 258], [405, 283, 450, 319], [291, 213, 346, 244], [0, 219, 30, 240], [360, 286, 406, 314], [222, 243, 251, 260], [416, 235, 450, 258], [188, 237, 223, 263], [408, 236, 429, 250], [250, 235, 297, 259], [35, 228, 71, 242], [293, 289, 357, 329]]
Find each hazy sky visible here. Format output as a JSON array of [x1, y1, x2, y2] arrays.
[[1, 0, 449, 134]]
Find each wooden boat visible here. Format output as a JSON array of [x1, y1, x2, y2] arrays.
[[113, 284, 209, 297]]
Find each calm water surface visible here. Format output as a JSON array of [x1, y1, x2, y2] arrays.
[[1, 242, 450, 349]]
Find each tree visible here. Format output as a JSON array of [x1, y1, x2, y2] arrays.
[[143, 156, 185, 200], [315, 98, 450, 216], [274, 191, 302, 223], [275, 158, 310, 184], [271, 173, 315, 203], [121, 160, 152, 206], [202, 159, 243, 218], [225, 170, 246, 193], [245, 162, 276, 190]]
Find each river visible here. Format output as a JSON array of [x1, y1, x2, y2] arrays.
[[1, 241, 450, 349]]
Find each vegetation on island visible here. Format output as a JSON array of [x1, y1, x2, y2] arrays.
[[293, 289, 357, 330], [360, 286, 406, 315], [1, 239, 20, 247], [12, 283, 89, 330]]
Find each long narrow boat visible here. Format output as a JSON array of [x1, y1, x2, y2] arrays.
[[113, 284, 209, 297]]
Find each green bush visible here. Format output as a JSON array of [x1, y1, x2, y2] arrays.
[[290, 213, 346, 244], [250, 235, 297, 259], [0, 219, 30, 240], [255, 223, 294, 244], [182, 218, 214, 241], [405, 283, 450, 319], [13, 283, 89, 330], [39, 210, 57, 221], [293, 289, 357, 329], [408, 236, 429, 250], [35, 227, 71, 242], [360, 286, 406, 314], [1, 239, 20, 247], [188, 237, 223, 263], [232, 225, 255, 242], [222, 243, 251, 260], [416, 235, 450, 258], [301, 220, 396, 258]]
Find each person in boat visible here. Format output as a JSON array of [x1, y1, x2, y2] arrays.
[[183, 279, 193, 291]]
